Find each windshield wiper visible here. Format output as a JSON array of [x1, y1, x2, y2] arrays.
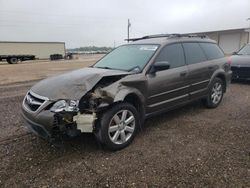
[[128, 66, 141, 73], [95, 66, 112, 70], [95, 66, 135, 72]]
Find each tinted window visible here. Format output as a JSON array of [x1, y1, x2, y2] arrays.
[[155, 43, 185, 68], [199, 43, 224, 60], [183, 43, 207, 64]]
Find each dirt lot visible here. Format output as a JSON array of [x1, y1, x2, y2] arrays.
[[0, 59, 249, 187], [0, 54, 103, 85]]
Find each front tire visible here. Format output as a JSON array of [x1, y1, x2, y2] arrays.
[[204, 77, 224, 108], [95, 103, 139, 151]]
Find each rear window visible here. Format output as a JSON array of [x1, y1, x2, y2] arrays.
[[199, 43, 224, 60], [182, 43, 207, 65]]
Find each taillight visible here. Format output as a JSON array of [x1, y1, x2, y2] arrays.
[[223, 57, 231, 72], [227, 57, 232, 65]]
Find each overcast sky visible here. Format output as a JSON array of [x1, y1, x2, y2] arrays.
[[0, 0, 249, 48]]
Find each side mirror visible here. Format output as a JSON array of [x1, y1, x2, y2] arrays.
[[149, 61, 170, 73], [232, 51, 238, 55]]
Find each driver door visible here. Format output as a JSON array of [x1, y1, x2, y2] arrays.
[[146, 43, 189, 114]]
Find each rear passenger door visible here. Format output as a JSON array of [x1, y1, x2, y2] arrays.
[[182, 42, 215, 99], [146, 43, 189, 113]]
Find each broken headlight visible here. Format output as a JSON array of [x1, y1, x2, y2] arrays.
[[50, 100, 79, 113]]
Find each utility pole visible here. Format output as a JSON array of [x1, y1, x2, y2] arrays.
[[247, 18, 250, 43], [247, 18, 250, 27], [127, 19, 131, 43]]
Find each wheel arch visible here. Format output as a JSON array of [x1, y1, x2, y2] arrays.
[[113, 89, 146, 124], [210, 70, 227, 93]]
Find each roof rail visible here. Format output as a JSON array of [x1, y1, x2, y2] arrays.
[[172, 34, 208, 39], [125, 34, 171, 42], [125, 33, 208, 42]]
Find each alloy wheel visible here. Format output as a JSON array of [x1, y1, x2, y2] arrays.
[[211, 82, 223, 105], [108, 109, 135, 145]]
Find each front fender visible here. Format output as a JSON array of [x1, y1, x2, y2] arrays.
[[113, 87, 145, 104]]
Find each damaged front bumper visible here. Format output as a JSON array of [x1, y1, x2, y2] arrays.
[[21, 93, 97, 140], [21, 84, 114, 140], [22, 110, 53, 139], [22, 109, 97, 140]]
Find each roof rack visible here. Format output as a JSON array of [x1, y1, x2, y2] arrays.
[[125, 33, 208, 42]]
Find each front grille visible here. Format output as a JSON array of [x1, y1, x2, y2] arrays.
[[24, 92, 46, 112], [231, 66, 250, 79]]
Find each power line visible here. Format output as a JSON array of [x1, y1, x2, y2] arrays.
[[0, 18, 127, 28], [0, 19, 86, 27], [0, 10, 123, 22]]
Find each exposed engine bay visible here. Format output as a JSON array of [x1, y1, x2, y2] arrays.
[[43, 75, 131, 138]]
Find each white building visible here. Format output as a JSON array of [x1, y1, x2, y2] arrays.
[[191, 28, 250, 54]]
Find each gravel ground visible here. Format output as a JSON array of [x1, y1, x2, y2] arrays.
[[0, 80, 249, 187]]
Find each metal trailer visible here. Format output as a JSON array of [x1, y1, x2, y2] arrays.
[[0, 54, 36, 64], [0, 41, 66, 64]]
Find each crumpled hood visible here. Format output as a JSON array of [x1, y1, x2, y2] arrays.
[[31, 67, 129, 100], [231, 55, 250, 67]]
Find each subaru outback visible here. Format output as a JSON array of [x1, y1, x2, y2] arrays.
[[22, 34, 232, 150]]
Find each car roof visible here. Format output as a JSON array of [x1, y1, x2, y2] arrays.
[[130, 34, 216, 46]]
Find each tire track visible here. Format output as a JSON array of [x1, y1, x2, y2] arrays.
[[0, 81, 35, 145], [0, 132, 31, 146], [0, 80, 37, 99]]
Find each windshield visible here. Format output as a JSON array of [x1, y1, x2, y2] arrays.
[[94, 44, 158, 71], [238, 44, 250, 55]]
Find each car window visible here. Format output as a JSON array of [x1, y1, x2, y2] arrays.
[[199, 43, 224, 60], [155, 43, 185, 69], [182, 42, 207, 64], [238, 44, 250, 55]]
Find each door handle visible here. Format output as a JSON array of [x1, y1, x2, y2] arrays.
[[180, 71, 187, 77]]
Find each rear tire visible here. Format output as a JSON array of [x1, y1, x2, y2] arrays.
[[7, 57, 18, 64], [95, 103, 139, 151], [204, 77, 224, 108]]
